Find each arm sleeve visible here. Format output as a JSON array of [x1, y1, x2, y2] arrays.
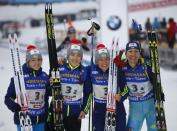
[[45, 75, 51, 101], [56, 37, 70, 52], [81, 66, 93, 114], [117, 69, 129, 102], [4, 78, 21, 112]]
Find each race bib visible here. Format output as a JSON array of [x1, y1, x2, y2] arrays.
[[93, 84, 108, 100], [26, 89, 46, 109], [61, 83, 83, 101], [127, 81, 153, 97]]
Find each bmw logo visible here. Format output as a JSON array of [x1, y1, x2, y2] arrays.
[[107, 16, 122, 30]]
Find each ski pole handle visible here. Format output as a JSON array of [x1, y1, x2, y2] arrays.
[[87, 21, 100, 36]]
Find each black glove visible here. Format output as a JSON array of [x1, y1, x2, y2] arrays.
[[81, 37, 87, 43], [13, 103, 21, 112], [63, 36, 70, 43], [57, 37, 70, 52]]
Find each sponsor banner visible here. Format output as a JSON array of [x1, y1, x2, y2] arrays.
[[129, 0, 177, 12], [99, 0, 128, 49], [0, 0, 63, 4]]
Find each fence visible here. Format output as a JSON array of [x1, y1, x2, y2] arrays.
[[142, 45, 177, 69]]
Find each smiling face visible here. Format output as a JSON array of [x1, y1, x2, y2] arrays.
[[69, 33, 76, 40], [126, 48, 140, 67], [96, 57, 110, 72], [68, 52, 82, 67], [28, 57, 42, 71]]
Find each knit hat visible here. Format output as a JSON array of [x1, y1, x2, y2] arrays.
[[126, 42, 141, 52], [67, 26, 76, 34], [95, 43, 110, 63], [26, 44, 42, 62], [67, 39, 83, 58]]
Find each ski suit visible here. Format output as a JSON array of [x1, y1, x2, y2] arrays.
[[58, 62, 92, 131], [122, 60, 157, 131], [90, 64, 128, 131], [4, 63, 50, 131]]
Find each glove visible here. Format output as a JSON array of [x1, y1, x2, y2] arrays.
[[13, 103, 21, 112], [114, 50, 125, 69], [56, 37, 70, 52], [58, 58, 65, 65], [81, 37, 87, 43], [64, 36, 70, 41]]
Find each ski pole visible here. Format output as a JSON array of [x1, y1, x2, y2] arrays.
[[87, 19, 100, 131]]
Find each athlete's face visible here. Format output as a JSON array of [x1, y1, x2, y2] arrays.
[[97, 57, 109, 72], [126, 48, 140, 67], [69, 33, 76, 40], [28, 57, 42, 70], [68, 52, 82, 67]]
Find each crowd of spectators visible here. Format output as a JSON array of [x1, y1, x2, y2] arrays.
[[129, 17, 177, 49]]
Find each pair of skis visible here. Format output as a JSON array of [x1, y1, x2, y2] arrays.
[[45, 3, 64, 131], [148, 31, 167, 131], [8, 34, 32, 131], [105, 38, 119, 131]]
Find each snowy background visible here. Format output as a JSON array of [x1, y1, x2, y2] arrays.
[[0, 1, 177, 131]]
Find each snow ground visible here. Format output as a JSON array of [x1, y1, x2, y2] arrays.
[[0, 46, 177, 131]]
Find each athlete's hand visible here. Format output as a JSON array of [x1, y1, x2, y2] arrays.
[[58, 58, 65, 65], [49, 77, 53, 86], [21, 106, 28, 112], [78, 111, 86, 119], [128, 128, 133, 131], [114, 50, 125, 69], [13, 103, 21, 112], [115, 93, 121, 102]]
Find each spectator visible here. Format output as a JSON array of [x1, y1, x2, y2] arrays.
[[56, 26, 76, 52], [167, 18, 177, 49], [160, 17, 167, 29], [57, 25, 90, 59], [152, 17, 161, 30], [145, 17, 152, 31]]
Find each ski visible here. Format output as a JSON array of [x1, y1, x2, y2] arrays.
[[147, 31, 167, 131], [104, 38, 119, 131], [8, 34, 32, 131], [45, 3, 64, 131]]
